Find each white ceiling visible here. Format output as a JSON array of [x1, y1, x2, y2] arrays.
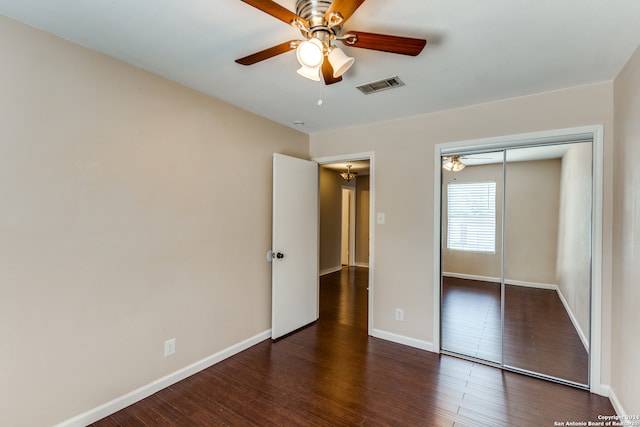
[[457, 144, 574, 166], [1, 0, 639, 134]]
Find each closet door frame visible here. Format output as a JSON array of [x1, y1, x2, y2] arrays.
[[432, 125, 604, 395]]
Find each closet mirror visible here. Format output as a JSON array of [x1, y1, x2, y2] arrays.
[[441, 151, 505, 365], [440, 140, 592, 387], [503, 142, 592, 386]]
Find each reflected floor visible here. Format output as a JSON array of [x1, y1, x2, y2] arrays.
[[442, 276, 589, 385], [442, 277, 502, 363]]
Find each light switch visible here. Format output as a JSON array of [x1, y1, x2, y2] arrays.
[[376, 212, 385, 225]]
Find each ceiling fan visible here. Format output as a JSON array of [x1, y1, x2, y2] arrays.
[[235, 0, 427, 84], [442, 156, 467, 172], [442, 155, 497, 172]]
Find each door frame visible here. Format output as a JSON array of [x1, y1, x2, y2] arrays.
[[433, 125, 604, 395], [314, 152, 375, 336]]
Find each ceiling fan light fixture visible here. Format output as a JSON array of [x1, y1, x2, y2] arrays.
[[297, 65, 321, 81], [328, 47, 354, 77], [296, 38, 324, 69], [442, 156, 466, 172]]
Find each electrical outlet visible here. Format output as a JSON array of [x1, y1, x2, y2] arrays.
[[164, 338, 176, 357], [395, 308, 404, 321]]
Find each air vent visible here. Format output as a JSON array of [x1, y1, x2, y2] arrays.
[[356, 76, 405, 95]]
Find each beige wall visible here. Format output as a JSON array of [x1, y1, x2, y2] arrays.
[[612, 43, 640, 414], [442, 163, 504, 278], [443, 159, 561, 285], [309, 82, 614, 385], [504, 158, 561, 285], [319, 166, 348, 272], [355, 176, 370, 265], [0, 16, 308, 427], [556, 142, 593, 341]]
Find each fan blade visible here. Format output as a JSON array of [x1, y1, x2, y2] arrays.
[[235, 41, 297, 65], [240, 0, 306, 26], [342, 31, 426, 56], [325, 0, 365, 25], [321, 58, 342, 85]]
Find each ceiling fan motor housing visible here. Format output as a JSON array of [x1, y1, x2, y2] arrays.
[[296, 0, 341, 41]]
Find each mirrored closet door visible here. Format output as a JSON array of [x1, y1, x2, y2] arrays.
[[440, 151, 505, 365], [440, 139, 593, 388], [503, 143, 592, 386]]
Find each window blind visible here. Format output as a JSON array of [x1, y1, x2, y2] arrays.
[[447, 182, 496, 253]]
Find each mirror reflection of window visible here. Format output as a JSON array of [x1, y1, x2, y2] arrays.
[[447, 181, 497, 253]]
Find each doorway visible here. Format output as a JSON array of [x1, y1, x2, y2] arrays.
[[314, 153, 375, 335], [434, 126, 604, 393]]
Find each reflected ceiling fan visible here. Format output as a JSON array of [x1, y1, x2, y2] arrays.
[[442, 155, 494, 172], [442, 156, 466, 172], [235, 0, 427, 84]]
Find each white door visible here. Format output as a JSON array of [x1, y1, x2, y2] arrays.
[[271, 154, 319, 339]]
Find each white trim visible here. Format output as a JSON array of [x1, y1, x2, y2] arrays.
[[434, 125, 604, 394], [320, 266, 343, 276], [313, 152, 375, 337], [590, 125, 604, 395], [443, 272, 557, 290], [439, 126, 597, 155], [320, 263, 370, 273], [442, 272, 499, 282], [598, 384, 611, 398], [505, 279, 556, 290], [608, 387, 627, 416], [55, 330, 271, 427], [433, 148, 442, 354], [556, 286, 590, 352], [371, 328, 434, 352]]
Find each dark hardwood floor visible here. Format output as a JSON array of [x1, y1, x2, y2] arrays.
[[92, 267, 613, 426], [441, 278, 502, 363], [504, 284, 589, 385], [442, 276, 589, 385]]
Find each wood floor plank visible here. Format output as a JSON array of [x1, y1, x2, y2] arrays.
[[91, 267, 614, 426], [442, 277, 589, 384]]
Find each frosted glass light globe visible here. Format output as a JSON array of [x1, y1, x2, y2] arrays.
[[296, 38, 324, 69]]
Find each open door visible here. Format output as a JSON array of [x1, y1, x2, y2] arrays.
[[271, 154, 319, 339]]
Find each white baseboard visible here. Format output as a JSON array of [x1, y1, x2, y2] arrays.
[[555, 287, 589, 352], [55, 330, 272, 427], [371, 328, 434, 353], [443, 272, 501, 283], [320, 266, 343, 276], [505, 278, 557, 290], [443, 272, 556, 290], [354, 262, 370, 268], [608, 387, 627, 417]]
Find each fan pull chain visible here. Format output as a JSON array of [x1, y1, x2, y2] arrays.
[[317, 81, 323, 106]]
